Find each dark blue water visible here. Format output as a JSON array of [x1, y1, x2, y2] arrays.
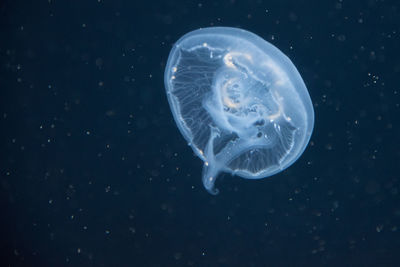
[[1, 0, 399, 266]]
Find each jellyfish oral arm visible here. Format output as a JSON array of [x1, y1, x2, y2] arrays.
[[201, 126, 221, 195]]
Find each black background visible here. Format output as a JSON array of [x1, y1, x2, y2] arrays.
[[1, 0, 399, 266]]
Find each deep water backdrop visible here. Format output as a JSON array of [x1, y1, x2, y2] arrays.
[[1, 0, 399, 266]]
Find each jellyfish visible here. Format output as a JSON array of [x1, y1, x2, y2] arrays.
[[164, 27, 314, 194]]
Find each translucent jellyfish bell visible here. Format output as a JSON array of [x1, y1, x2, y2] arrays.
[[164, 27, 314, 195]]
